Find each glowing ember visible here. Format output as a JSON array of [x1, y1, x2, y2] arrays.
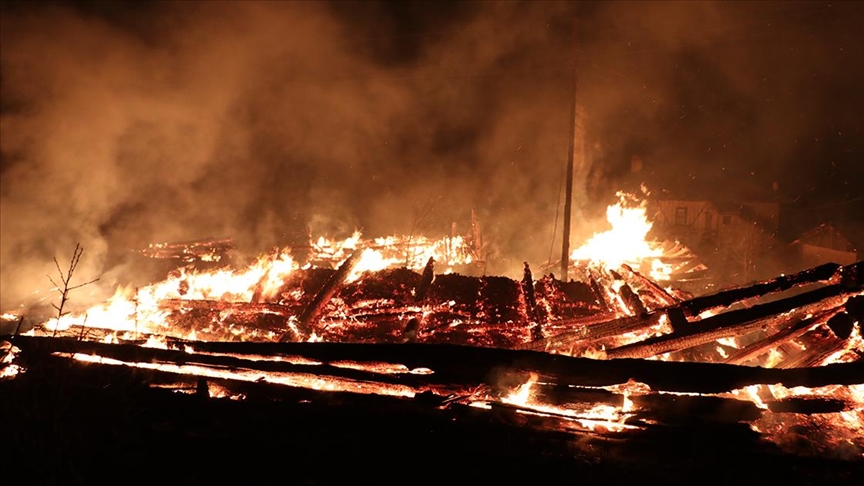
[[501, 372, 638, 432], [60, 352, 417, 398]]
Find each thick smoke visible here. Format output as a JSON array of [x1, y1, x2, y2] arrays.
[[2, 1, 862, 310]]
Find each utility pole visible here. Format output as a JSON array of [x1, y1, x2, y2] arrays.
[[560, 16, 578, 282]]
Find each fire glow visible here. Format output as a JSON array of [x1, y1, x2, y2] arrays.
[[570, 192, 671, 281], [4, 193, 863, 461]]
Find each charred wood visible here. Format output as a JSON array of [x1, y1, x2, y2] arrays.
[[617, 281, 647, 316], [516, 311, 666, 352], [826, 312, 856, 340], [777, 332, 850, 369], [159, 299, 299, 317], [619, 263, 679, 308], [678, 262, 841, 318], [415, 257, 435, 303], [12, 334, 860, 395], [522, 262, 540, 323], [630, 393, 763, 424], [287, 251, 360, 340], [766, 397, 851, 414], [722, 308, 841, 365], [588, 272, 611, 312], [606, 285, 854, 359]]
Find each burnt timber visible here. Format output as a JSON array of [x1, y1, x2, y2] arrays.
[[2, 261, 863, 484], [2, 334, 863, 485]]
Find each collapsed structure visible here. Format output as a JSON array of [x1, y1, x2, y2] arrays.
[[2, 196, 862, 483]]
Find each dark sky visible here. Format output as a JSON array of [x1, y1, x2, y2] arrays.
[[1, 0, 863, 309]]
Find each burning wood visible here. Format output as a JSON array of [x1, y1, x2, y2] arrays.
[[1, 218, 862, 477]]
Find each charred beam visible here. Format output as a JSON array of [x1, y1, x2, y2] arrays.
[[777, 335, 850, 369], [521, 262, 544, 342], [606, 285, 853, 359], [285, 251, 360, 341], [678, 262, 841, 318], [722, 308, 841, 365], [11, 334, 860, 395], [588, 272, 611, 312], [766, 397, 851, 414], [617, 282, 647, 316], [619, 264, 679, 308], [630, 393, 763, 424], [608, 270, 645, 316], [515, 311, 665, 352], [159, 299, 299, 317], [415, 257, 435, 303], [522, 262, 540, 322]]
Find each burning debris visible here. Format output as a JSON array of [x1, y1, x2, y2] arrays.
[[1, 198, 862, 483]]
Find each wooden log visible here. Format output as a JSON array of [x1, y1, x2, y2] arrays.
[[766, 397, 851, 414], [588, 272, 611, 312], [285, 251, 360, 341], [630, 393, 763, 424], [618, 281, 647, 316], [6, 358, 858, 486], [515, 311, 665, 352], [619, 264, 679, 308], [826, 311, 856, 340], [522, 262, 540, 323], [608, 269, 645, 316], [415, 257, 435, 303], [12, 335, 862, 395], [777, 334, 849, 369], [722, 307, 841, 365], [529, 384, 763, 425], [158, 299, 299, 317], [543, 311, 620, 330], [606, 285, 853, 359], [678, 262, 841, 318], [778, 310, 861, 369]]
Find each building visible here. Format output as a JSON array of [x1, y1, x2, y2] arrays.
[[648, 198, 784, 286], [788, 223, 858, 270]]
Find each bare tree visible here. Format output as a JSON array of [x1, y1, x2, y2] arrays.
[[48, 243, 99, 337]]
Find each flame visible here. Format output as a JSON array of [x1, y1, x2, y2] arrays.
[[1, 341, 23, 379], [61, 352, 417, 398], [36, 229, 483, 339], [501, 372, 637, 432], [316, 231, 476, 274], [571, 192, 672, 280], [42, 251, 298, 337]]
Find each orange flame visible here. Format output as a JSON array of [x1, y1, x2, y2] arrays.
[[570, 192, 673, 281]]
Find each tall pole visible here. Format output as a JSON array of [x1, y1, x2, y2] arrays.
[[560, 17, 578, 282]]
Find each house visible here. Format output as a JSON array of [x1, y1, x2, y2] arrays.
[[788, 223, 858, 269], [648, 198, 784, 285]]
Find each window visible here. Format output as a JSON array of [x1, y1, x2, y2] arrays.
[[705, 212, 713, 230], [723, 214, 732, 225], [675, 207, 688, 226]]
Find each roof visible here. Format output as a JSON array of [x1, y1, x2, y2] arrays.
[[791, 223, 857, 253]]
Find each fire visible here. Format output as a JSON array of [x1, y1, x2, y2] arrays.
[[314, 231, 477, 274], [570, 192, 672, 281], [36, 230, 483, 339], [61, 352, 418, 398], [1, 340, 23, 379], [501, 372, 638, 432]]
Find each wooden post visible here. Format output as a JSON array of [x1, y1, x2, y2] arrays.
[[560, 17, 578, 282]]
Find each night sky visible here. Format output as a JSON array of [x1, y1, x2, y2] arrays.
[[1, 0, 863, 310]]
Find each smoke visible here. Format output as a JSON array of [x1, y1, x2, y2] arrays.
[[2, 1, 862, 310]]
